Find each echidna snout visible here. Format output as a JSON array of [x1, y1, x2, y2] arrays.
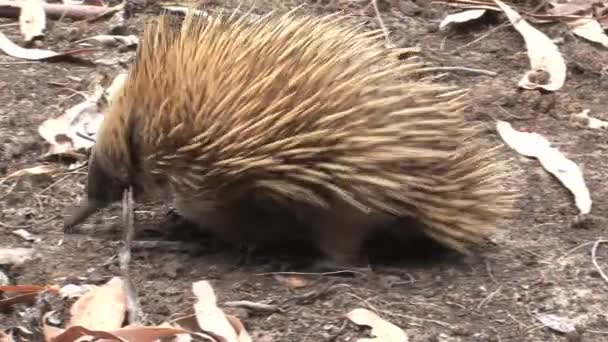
[[64, 149, 126, 232]]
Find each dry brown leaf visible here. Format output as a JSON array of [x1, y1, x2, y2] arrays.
[[0, 284, 58, 310], [3, 165, 56, 180], [494, 0, 567, 91], [37, 98, 104, 157], [0, 31, 92, 61], [496, 120, 592, 214], [0, 293, 40, 310], [568, 17, 608, 47], [345, 308, 408, 342], [50, 325, 199, 342], [0, 284, 59, 294], [549, 0, 596, 16], [192, 280, 240, 342], [171, 314, 220, 341], [68, 276, 127, 331], [439, 9, 487, 29], [46, 325, 128, 342], [19, 0, 46, 41]]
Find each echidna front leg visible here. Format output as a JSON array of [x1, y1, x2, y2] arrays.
[[308, 200, 391, 272]]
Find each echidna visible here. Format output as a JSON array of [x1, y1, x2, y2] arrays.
[[64, 9, 515, 267]]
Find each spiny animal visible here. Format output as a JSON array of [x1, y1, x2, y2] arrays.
[[63, 9, 516, 268]]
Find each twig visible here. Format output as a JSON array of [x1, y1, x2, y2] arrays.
[[453, 22, 510, 53], [417, 66, 498, 77], [119, 187, 144, 324], [37, 173, 77, 195], [0, 216, 57, 229], [0, 61, 40, 65], [0, 181, 17, 200], [223, 300, 282, 314], [559, 240, 600, 259], [591, 239, 608, 285], [255, 270, 366, 276], [477, 285, 502, 309], [371, 0, 392, 47]]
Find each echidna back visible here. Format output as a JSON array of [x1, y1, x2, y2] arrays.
[[99, 10, 473, 215]]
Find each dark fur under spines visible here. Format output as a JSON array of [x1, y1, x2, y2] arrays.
[[64, 9, 516, 266]]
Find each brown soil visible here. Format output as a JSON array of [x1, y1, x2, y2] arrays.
[[1, 0, 608, 341]]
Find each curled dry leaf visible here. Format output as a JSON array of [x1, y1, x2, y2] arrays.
[[493, 0, 566, 91], [345, 308, 408, 342], [19, 0, 46, 41], [37, 98, 104, 157], [192, 280, 243, 342], [170, 314, 221, 341], [0, 31, 92, 61], [38, 71, 125, 158], [496, 120, 592, 214], [68, 276, 127, 331], [439, 9, 487, 29], [49, 325, 197, 342], [568, 18, 608, 47]]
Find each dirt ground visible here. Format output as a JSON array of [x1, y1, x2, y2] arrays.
[[1, 0, 608, 341]]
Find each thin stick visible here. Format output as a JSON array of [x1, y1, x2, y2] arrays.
[[417, 66, 498, 77], [255, 270, 366, 276], [371, 0, 392, 47], [453, 22, 510, 53], [477, 285, 502, 309], [591, 239, 608, 285], [119, 187, 144, 324]]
